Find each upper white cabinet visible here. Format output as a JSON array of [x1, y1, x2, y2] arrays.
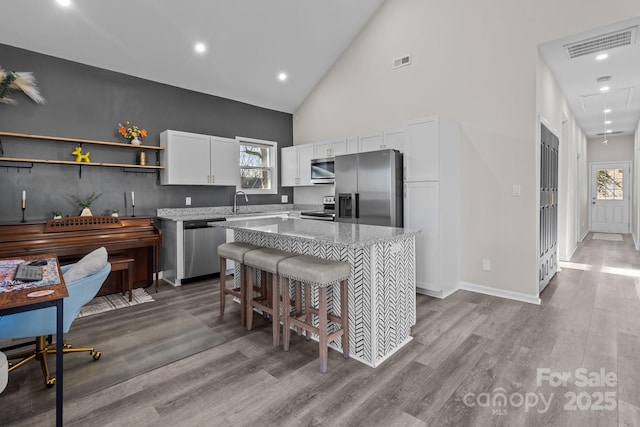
[[358, 132, 384, 153], [210, 136, 241, 186], [356, 129, 404, 153], [281, 144, 315, 186], [383, 128, 405, 152], [404, 117, 440, 182], [160, 130, 239, 186], [315, 138, 349, 158]]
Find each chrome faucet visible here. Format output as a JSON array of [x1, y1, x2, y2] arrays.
[[233, 190, 248, 213]]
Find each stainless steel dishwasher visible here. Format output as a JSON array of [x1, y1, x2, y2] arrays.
[[182, 218, 226, 283]]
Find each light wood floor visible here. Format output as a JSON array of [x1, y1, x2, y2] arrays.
[[2, 233, 640, 426]]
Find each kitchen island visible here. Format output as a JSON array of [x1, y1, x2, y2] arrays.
[[210, 217, 417, 368]]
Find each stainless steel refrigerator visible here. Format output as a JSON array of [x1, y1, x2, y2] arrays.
[[335, 149, 403, 227]]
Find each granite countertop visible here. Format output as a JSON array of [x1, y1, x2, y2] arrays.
[[209, 216, 418, 247], [156, 204, 317, 221]]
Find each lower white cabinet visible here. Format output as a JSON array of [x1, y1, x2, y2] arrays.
[[404, 182, 439, 294], [160, 130, 239, 186]]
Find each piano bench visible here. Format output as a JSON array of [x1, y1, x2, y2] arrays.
[[109, 255, 135, 302]]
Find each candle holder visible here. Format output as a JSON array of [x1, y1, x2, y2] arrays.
[[132, 205, 135, 217], [21, 206, 26, 223]]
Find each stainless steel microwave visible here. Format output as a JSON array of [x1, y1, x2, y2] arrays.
[[310, 157, 335, 184]]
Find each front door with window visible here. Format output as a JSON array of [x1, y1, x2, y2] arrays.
[[590, 162, 630, 233]]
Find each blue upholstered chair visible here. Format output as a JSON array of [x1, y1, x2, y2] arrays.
[[0, 261, 111, 387]]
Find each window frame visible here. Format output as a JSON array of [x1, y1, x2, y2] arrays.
[[236, 136, 278, 195]]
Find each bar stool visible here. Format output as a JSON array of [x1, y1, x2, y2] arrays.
[[243, 247, 296, 346], [278, 255, 350, 373], [218, 242, 261, 327]]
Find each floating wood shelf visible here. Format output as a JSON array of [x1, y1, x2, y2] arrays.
[[0, 131, 164, 175], [0, 131, 164, 151]]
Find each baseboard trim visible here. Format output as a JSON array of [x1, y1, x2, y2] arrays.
[[416, 287, 443, 298], [459, 281, 541, 305], [578, 229, 589, 243]]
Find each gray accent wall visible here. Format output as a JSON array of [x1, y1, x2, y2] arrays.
[[0, 44, 293, 222]]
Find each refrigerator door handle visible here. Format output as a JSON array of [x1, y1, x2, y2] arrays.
[[355, 193, 360, 219]]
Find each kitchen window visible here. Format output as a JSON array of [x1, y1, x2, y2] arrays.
[[237, 136, 278, 194]]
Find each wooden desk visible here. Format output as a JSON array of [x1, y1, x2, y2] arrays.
[[0, 254, 67, 427]]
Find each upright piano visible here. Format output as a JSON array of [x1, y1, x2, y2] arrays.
[[0, 216, 161, 296]]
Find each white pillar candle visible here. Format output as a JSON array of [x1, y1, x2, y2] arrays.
[[131, 191, 135, 206], [21, 190, 26, 209]]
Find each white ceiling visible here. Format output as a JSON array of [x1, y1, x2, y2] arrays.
[[0, 0, 384, 113], [539, 17, 640, 139]]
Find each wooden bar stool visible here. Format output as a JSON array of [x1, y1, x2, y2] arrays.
[[218, 242, 261, 327], [109, 255, 135, 302], [278, 255, 350, 373], [243, 247, 296, 346]]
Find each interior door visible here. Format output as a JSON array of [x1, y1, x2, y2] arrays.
[[539, 123, 558, 293], [590, 162, 630, 233]]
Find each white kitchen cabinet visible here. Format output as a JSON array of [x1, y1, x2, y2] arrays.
[[210, 136, 240, 186], [357, 129, 403, 153], [358, 132, 384, 153], [160, 130, 239, 186], [403, 116, 460, 298], [404, 181, 440, 295], [281, 144, 314, 186], [314, 138, 349, 158], [404, 117, 459, 182], [383, 128, 405, 152]]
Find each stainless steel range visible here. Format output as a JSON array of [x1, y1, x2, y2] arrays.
[[300, 196, 335, 221]]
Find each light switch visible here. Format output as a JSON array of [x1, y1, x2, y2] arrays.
[[512, 185, 521, 196]]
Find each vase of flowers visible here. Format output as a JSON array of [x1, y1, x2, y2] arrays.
[[118, 121, 147, 145], [111, 208, 119, 217]]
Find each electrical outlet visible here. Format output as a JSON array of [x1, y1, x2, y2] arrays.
[[482, 259, 491, 271], [512, 185, 521, 196], [185, 197, 191, 206], [281, 195, 288, 203]]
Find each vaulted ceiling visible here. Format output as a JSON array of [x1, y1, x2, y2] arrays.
[[0, 0, 384, 113]]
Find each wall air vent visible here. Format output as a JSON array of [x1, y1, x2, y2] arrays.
[[564, 26, 637, 59], [392, 55, 411, 69]]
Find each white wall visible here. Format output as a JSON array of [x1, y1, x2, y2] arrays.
[[633, 123, 640, 248], [293, 0, 640, 299], [587, 135, 634, 163], [536, 56, 588, 262]]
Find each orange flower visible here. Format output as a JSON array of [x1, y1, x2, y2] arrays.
[[140, 129, 147, 138], [118, 127, 127, 136]]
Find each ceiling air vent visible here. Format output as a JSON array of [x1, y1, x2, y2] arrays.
[[564, 26, 637, 59], [392, 55, 411, 69], [596, 131, 624, 136]]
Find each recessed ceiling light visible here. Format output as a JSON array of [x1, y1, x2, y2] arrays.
[[600, 85, 610, 92], [278, 72, 288, 82], [606, 129, 613, 133], [605, 120, 612, 125], [56, 0, 71, 6], [194, 43, 206, 54], [596, 53, 609, 61], [603, 108, 612, 113]]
